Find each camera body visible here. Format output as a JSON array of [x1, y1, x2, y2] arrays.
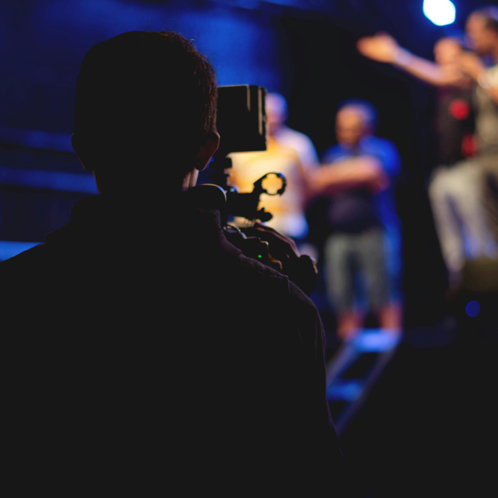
[[191, 85, 317, 294], [210, 85, 275, 262], [207, 85, 287, 224], [216, 85, 267, 158]]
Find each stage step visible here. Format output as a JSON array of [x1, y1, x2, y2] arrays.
[[326, 329, 402, 436]]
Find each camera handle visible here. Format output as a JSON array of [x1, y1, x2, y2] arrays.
[[208, 156, 287, 223]]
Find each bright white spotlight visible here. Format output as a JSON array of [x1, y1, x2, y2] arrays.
[[423, 0, 456, 26]]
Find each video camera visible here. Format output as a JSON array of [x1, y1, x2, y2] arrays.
[[211, 85, 286, 222], [193, 85, 287, 265], [191, 85, 317, 295]]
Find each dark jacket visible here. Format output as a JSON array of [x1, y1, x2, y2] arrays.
[[1, 194, 344, 494]]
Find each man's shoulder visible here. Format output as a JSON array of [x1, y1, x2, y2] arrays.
[[362, 136, 401, 175], [0, 223, 76, 278], [225, 249, 294, 296], [365, 135, 396, 147], [0, 244, 48, 277], [363, 135, 400, 156], [321, 144, 345, 163], [278, 126, 313, 146], [214, 245, 320, 319], [241, 253, 320, 317]]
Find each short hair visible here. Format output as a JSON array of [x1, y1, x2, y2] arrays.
[[471, 6, 498, 35], [435, 36, 464, 50], [337, 99, 377, 128], [266, 93, 288, 121], [74, 31, 217, 175]]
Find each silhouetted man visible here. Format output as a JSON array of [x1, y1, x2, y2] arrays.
[[0, 32, 344, 494]]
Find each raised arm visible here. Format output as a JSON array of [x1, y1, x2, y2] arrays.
[[357, 32, 461, 87]]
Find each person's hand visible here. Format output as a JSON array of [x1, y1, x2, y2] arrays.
[[243, 223, 318, 295], [244, 222, 300, 272], [357, 32, 399, 64], [369, 174, 389, 193], [366, 159, 390, 193]]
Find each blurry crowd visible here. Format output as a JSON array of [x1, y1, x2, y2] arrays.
[[229, 6, 498, 340]]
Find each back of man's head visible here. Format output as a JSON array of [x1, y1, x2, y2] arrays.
[[73, 31, 217, 193]]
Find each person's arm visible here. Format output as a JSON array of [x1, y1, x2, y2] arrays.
[[460, 52, 498, 105], [309, 155, 389, 195], [357, 32, 461, 87]]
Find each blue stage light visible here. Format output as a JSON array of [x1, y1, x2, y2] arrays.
[[0, 241, 41, 262], [423, 0, 456, 26], [466, 300, 480, 318]]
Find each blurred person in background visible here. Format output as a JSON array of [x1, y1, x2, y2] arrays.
[[268, 92, 320, 171], [461, 7, 498, 244], [358, 28, 498, 288], [310, 100, 402, 340], [229, 93, 318, 245]]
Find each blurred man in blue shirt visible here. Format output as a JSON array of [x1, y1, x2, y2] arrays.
[[311, 100, 402, 339]]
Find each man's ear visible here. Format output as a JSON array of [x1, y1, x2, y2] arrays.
[[71, 133, 95, 172], [196, 131, 220, 171]]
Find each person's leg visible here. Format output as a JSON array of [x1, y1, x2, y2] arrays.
[[356, 229, 393, 329], [446, 159, 498, 261], [379, 223, 403, 332], [478, 154, 498, 246], [378, 303, 403, 331], [336, 310, 361, 340], [428, 166, 467, 281], [324, 233, 359, 340]]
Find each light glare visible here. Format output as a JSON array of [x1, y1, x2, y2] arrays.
[[466, 301, 480, 318], [423, 0, 456, 26]]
